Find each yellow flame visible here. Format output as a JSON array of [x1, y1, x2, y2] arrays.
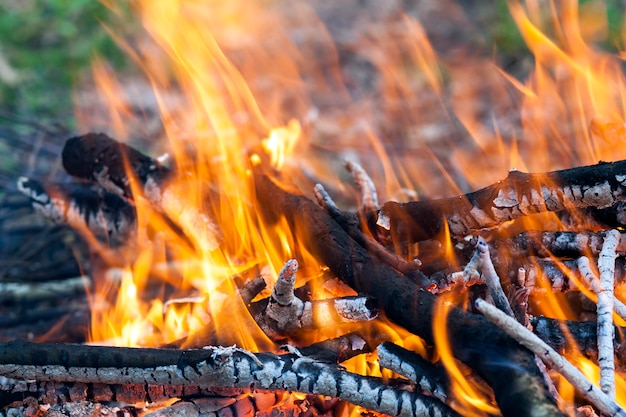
[[433, 293, 500, 416], [73, 0, 626, 412]]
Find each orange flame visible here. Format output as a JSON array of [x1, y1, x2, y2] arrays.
[[70, 0, 626, 412]]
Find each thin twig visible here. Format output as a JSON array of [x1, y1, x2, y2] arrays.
[[344, 160, 379, 211], [476, 238, 515, 317]]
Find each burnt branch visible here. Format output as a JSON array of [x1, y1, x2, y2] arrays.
[[0, 340, 459, 417], [17, 177, 135, 243], [379, 160, 626, 242], [62, 133, 222, 251], [253, 173, 564, 417], [530, 318, 626, 363], [253, 259, 378, 340], [492, 230, 626, 259], [377, 342, 449, 403]]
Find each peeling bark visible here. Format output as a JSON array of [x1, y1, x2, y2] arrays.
[[379, 160, 626, 242]]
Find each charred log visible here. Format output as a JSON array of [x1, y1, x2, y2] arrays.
[[379, 160, 626, 243], [253, 172, 564, 417], [530, 317, 626, 366], [0, 340, 459, 417], [16, 177, 135, 244], [62, 133, 171, 200], [61, 133, 222, 251]]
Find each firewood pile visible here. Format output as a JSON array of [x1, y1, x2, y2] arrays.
[[0, 128, 624, 417], [1, 1, 626, 417]]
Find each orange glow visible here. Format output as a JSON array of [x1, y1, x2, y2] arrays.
[[433, 292, 500, 416]]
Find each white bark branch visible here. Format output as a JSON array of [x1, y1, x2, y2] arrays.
[[597, 229, 619, 398], [576, 257, 626, 321], [475, 299, 626, 417]]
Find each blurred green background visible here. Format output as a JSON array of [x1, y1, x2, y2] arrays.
[[0, 0, 623, 122], [0, 0, 130, 122]]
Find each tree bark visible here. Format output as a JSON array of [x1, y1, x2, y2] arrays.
[[0, 341, 458, 417], [379, 160, 626, 242]]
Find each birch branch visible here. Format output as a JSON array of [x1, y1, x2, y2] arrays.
[[597, 230, 619, 398], [0, 340, 459, 417], [576, 257, 626, 321], [377, 342, 448, 403], [475, 299, 626, 417]]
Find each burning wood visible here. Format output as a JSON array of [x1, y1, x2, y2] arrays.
[[476, 299, 625, 417], [62, 133, 222, 252], [16, 177, 136, 244], [5, 0, 626, 416], [378, 161, 626, 242], [8, 131, 626, 416], [253, 259, 378, 341], [0, 340, 459, 417]]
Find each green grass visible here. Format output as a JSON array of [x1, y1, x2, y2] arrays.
[[0, 0, 130, 121]]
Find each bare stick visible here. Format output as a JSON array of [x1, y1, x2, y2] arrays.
[[597, 230, 619, 398], [477, 238, 515, 317], [254, 260, 378, 340], [475, 299, 626, 417], [576, 257, 626, 321], [0, 341, 459, 417], [448, 238, 514, 316], [345, 160, 379, 211], [313, 183, 343, 219]]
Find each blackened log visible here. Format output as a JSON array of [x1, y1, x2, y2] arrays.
[[0, 341, 459, 417], [61, 133, 222, 251], [16, 177, 135, 244], [253, 173, 564, 417], [492, 231, 626, 259], [379, 160, 626, 243], [62, 133, 170, 199]]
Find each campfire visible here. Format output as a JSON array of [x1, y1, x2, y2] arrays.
[[2, 0, 626, 416]]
